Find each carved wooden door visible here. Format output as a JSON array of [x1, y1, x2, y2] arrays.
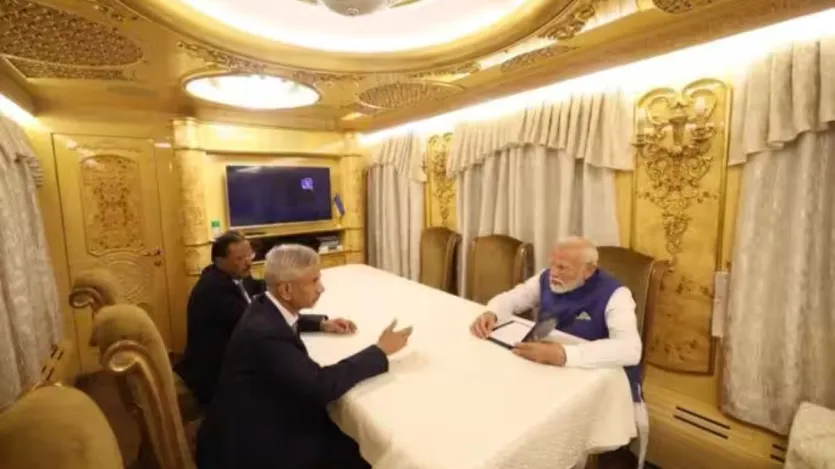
[[54, 134, 171, 372]]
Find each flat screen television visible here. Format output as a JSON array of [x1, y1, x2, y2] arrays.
[[225, 165, 333, 228]]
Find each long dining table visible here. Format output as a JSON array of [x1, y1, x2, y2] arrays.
[[302, 264, 637, 469]]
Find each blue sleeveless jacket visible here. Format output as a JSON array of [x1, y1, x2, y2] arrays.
[[538, 269, 642, 402]]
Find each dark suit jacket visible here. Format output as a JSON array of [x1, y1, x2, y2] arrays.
[[197, 294, 388, 469], [174, 264, 266, 406]]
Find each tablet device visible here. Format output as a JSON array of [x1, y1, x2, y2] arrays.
[[487, 318, 557, 349], [487, 321, 531, 349]]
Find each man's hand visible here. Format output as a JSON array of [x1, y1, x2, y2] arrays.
[[376, 319, 413, 356], [512, 342, 567, 366], [320, 318, 357, 335], [470, 312, 497, 338]]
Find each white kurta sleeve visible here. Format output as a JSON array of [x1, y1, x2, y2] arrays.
[[485, 270, 544, 324], [562, 286, 643, 368]]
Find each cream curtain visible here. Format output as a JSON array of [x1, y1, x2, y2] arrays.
[[449, 89, 632, 295], [0, 116, 62, 409], [366, 134, 425, 280], [723, 36, 835, 435]]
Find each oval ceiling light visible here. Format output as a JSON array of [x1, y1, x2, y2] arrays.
[[177, 0, 527, 53], [321, 0, 388, 16], [184, 74, 320, 110]]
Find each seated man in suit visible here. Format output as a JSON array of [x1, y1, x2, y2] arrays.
[[175, 230, 265, 407], [469, 236, 644, 467], [197, 244, 413, 469]]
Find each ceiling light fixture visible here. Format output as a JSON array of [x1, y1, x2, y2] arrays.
[[320, 0, 390, 16], [184, 73, 320, 110]]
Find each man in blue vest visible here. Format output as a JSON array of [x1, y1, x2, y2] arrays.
[[469, 236, 646, 467]]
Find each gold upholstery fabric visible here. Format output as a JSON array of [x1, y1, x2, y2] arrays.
[[466, 235, 534, 305], [419, 227, 462, 294], [0, 385, 123, 469], [597, 246, 668, 367], [92, 304, 195, 469]]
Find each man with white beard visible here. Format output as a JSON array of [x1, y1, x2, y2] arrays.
[[469, 236, 646, 468]]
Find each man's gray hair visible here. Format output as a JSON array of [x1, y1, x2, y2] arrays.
[[263, 244, 320, 284], [556, 236, 599, 266]]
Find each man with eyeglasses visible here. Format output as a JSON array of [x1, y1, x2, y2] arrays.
[[175, 230, 265, 408]]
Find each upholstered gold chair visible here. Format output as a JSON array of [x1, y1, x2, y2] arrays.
[[466, 235, 535, 305], [596, 246, 669, 365], [419, 227, 462, 294], [69, 268, 123, 318], [0, 385, 123, 469], [91, 303, 195, 469]]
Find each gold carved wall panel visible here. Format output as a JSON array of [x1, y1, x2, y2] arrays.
[[173, 147, 211, 277], [632, 78, 729, 374], [80, 154, 144, 254], [424, 133, 457, 230], [340, 155, 366, 229]]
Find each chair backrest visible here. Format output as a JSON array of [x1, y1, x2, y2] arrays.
[[69, 268, 123, 313], [419, 227, 462, 294], [0, 385, 123, 469], [597, 246, 669, 366], [91, 304, 195, 469], [466, 235, 534, 305]]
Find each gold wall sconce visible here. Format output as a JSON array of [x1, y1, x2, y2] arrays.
[[631, 79, 727, 267]]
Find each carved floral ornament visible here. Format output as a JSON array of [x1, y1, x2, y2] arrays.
[[632, 79, 726, 267], [425, 133, 456, 228]]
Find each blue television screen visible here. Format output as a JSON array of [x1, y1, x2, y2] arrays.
[[226, 165, 332, 227]]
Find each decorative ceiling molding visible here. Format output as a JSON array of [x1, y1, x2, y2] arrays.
[[364, 0, 833, 131], [115, 0, 571, 72], [343, 102, 381, 115], [177, 42, 268, 73], [0, 0, 144, 66], [83, 0, 141, 22], [538, 0, 598, 40], [6, 58, 134, 80], [500, 45, 576, 73], [291, 71, 366, 89], [653, 0, 716, 14], [358, 81, 463, 109], [408, 61, 482, 79]]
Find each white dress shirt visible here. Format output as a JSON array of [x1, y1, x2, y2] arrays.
[[265, 291, 299, 332], [485, 269, 642, 368]]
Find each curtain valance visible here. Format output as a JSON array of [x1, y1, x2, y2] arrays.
[[447, 88, 634, 177], [369, 133, 426, 182], [728, 36, 835, 165]]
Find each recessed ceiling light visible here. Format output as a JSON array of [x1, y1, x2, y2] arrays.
[[184, 74, 320, 110]]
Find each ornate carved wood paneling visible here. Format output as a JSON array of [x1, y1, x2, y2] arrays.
[[340, 155, 366, 229], [7, 58, 134, 80], [0, 0, 143, 66], [358, 82, 463, 110], [80, 154, 145, 254], [54, 135, 171, 372], [631, 79, 729, 374], [173, 148, 211, 277], [424, 133, 457, 230]]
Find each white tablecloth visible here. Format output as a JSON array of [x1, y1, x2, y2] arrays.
[[303, 265, 636, 469]]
